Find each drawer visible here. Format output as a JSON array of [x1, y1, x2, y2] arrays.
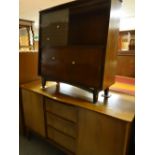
[[46, 112, 77, 138], [41, 22, 68, 47], [67, 47, 103, 88], [40, 9, 69, 47], [45, 98, 77, 123], [47, 126, 76, 153], [41, 48, 69, 81]]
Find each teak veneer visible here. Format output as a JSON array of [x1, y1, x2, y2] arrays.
[[21, 80, 135, 155]]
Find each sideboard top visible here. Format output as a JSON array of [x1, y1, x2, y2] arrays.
[[20, 80, 134, 122]]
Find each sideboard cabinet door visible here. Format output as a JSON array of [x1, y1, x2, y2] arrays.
[[22, 89, 45, 137], [77, 109, 132, 155]]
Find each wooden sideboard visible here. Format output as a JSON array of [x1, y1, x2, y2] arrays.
[[20, 80, 135, 155]]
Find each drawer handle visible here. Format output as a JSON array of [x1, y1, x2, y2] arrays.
[[46, 37, 50, 41], [72, 61, 76, 65], [51, 57, 55, 60], [56, 25, 60, 29]]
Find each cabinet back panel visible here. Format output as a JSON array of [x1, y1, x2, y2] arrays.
[[69, 9, 109, 45], [47, 126, 76, 153], [45, 98, 78, 123]]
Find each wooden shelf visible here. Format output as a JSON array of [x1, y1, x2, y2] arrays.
[[118, 50, 135, 56]]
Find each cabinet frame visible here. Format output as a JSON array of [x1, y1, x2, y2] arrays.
[[38, 0, 122, 103]]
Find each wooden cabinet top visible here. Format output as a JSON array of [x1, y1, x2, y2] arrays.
[[20, 80, 135, 122]]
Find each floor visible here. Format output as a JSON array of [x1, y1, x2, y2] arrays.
[[110, 75, 135, 96], [19, 134, 66, 155]]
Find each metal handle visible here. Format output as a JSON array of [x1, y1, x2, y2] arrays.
[[51, 57, 55, 60], [56, 25, 60, 29], [72, 61, 76, 65], [46, 37, 50, 41]]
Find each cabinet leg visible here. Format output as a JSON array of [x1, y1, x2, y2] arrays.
[[93, 90, 98, 103], [56, 82, 60, 93], [25, 129, 31, 141], [103, 88, 111, 98], [41, 77, 46, 88]]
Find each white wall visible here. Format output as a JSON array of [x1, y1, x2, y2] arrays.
[[20, 0, 74, 38], [19, 0, 135, 36], [120, 0, 135, 30]]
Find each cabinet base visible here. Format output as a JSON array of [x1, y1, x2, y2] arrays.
[[41, 78, 111, 104]]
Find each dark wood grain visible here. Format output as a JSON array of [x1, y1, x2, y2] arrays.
[[21, 80, 134, 155], [39, 0, 122, 102]]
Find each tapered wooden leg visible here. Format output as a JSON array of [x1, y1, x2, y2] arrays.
[[56, 82, 60, 93], [41, 77, 46, 88], [104, 88, 110, 98], [93, 90, 98, 103]]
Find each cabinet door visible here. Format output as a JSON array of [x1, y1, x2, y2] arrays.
[[22, 89, 45, 137], [40, 9, 69, 47], [67, 47, 103, 88], [77, 109, 131, 155], [41, 47, 69, 82]]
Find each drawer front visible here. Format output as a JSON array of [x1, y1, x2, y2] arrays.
[[47, 127, 76, 152], [40, 9, 69, 47], [46, 112, 77, 138], [41, 22, 68, 47], [41, 48, 69, 81], [45, 98, 77, 123], [41, 47, 102, 88]]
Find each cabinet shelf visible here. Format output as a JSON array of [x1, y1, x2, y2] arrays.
[[118, 50, 135, 56]]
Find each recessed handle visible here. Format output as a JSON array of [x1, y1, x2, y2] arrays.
[[72, 61, 76, 65]]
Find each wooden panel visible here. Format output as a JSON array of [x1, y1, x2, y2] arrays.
[[40, 9, 69, 47], [117, 54, 135, 77], [77, 108, 131, 155], [19, 52, 40, 84], [69, 6, 109, 45], [67, 47, 102, 88], [46, 112, 77, 138], [45, 98, 77, 123], [41, 47, 103, 88], [47, 126, 76, 153], [22, 89, 45, 137], [103, 0, 121, 89]]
